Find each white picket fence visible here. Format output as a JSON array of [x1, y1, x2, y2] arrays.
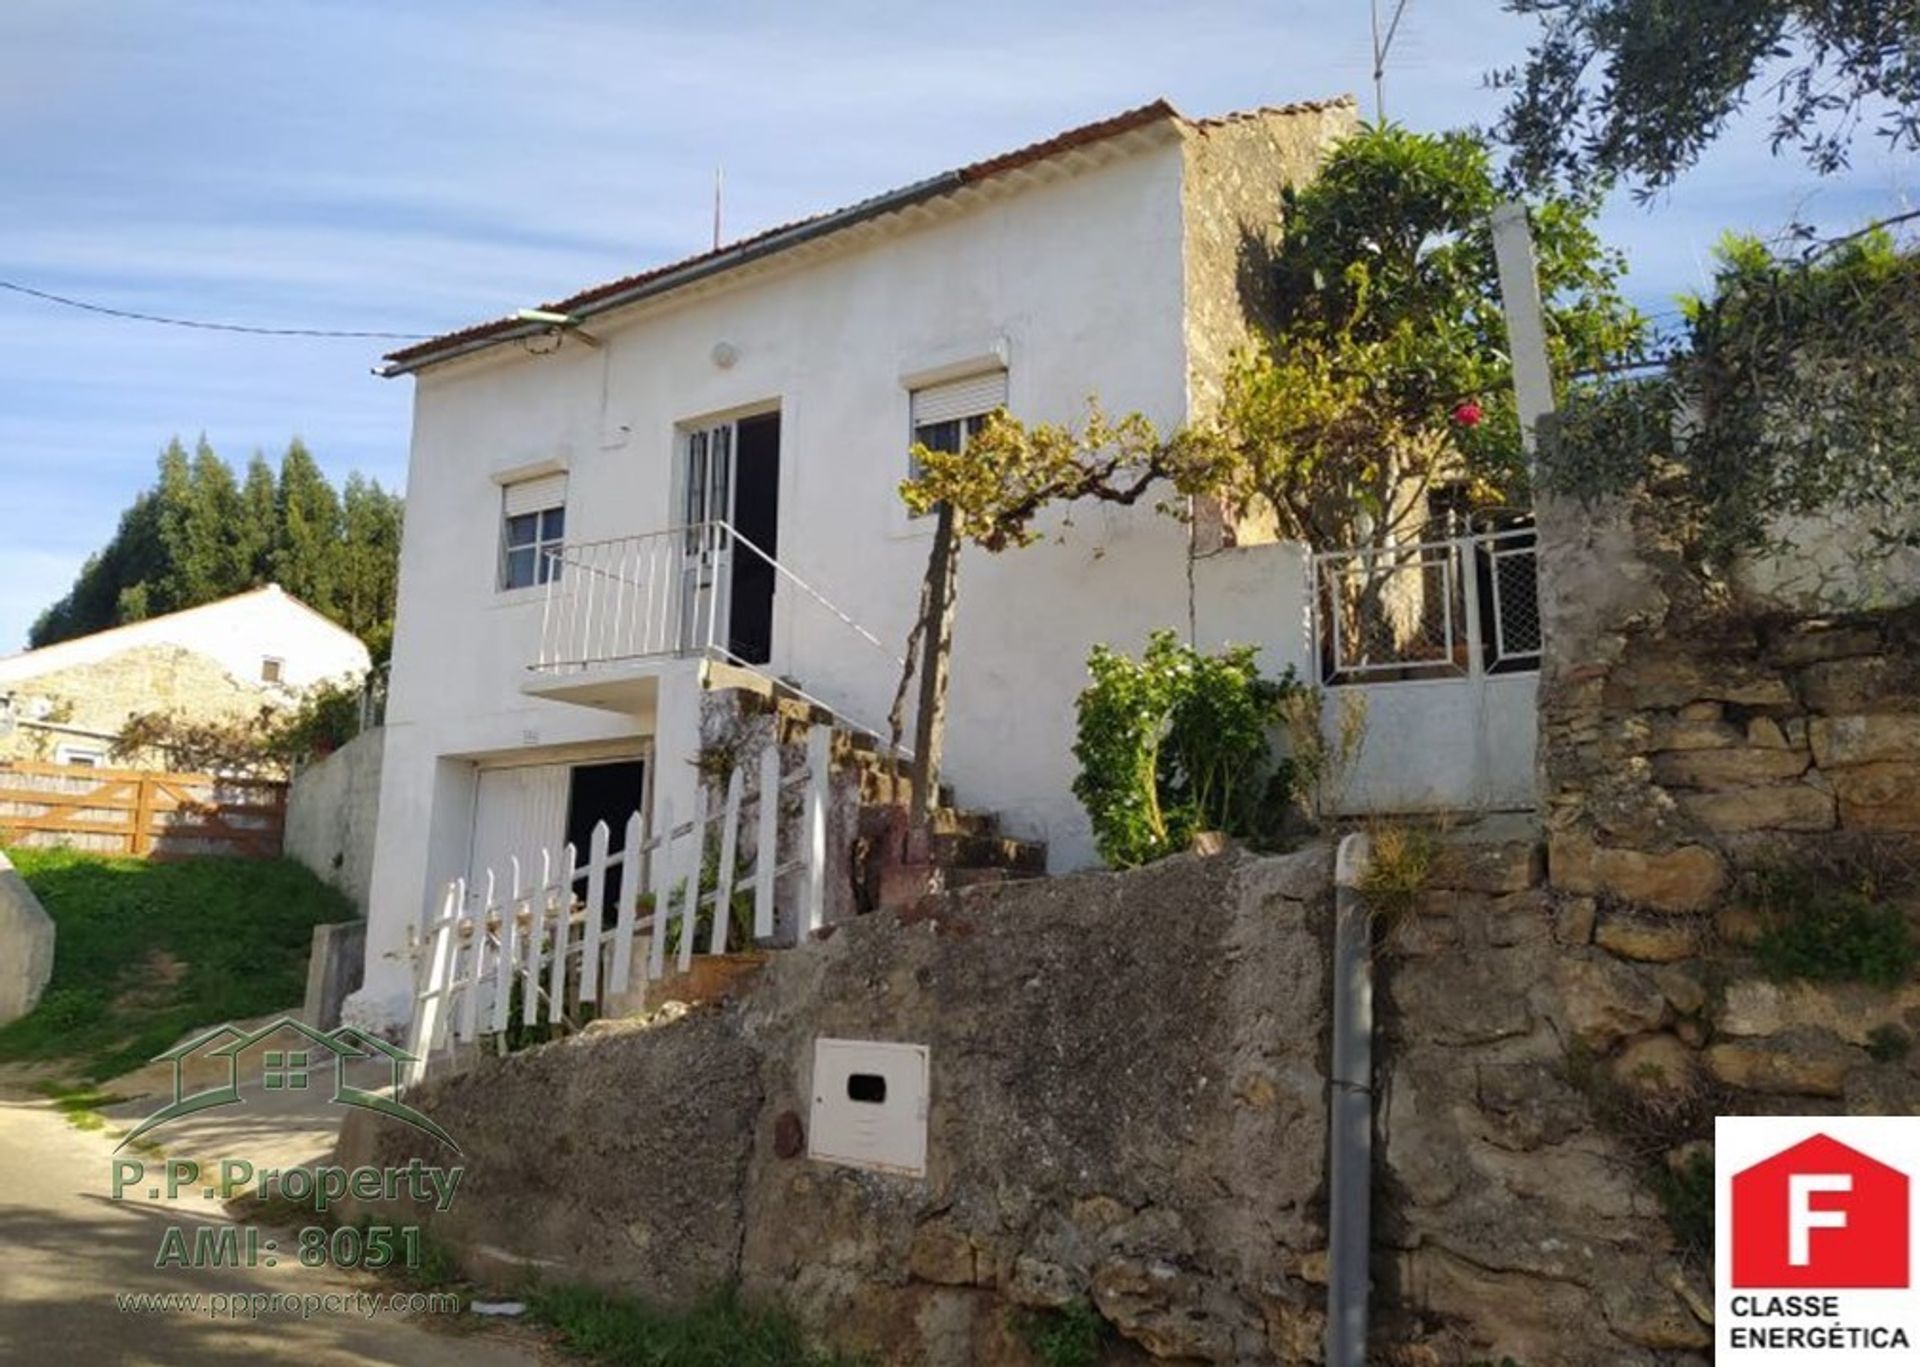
[[404, 725, 833, 1084]]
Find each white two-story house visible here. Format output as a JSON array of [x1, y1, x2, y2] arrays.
[[350, 96, 1358, 1031]]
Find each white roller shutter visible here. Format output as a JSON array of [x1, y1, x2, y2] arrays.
[[503, 472, 567, 517], [910, 370, 1007, 427]]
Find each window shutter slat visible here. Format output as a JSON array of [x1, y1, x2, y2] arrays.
[[911, 371, 1007, 427], [504, 473, 568, 517]]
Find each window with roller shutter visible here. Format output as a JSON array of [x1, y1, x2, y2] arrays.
[[499, 473, 567, 591], [907, 370, 1008, 504]]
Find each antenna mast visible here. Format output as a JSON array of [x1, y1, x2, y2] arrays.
[[713, 167, 724, 251], [1370, 0, 1413, 121]]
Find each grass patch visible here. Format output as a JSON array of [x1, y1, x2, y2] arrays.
[[1357, 821, 1444, 924], [0, 848, 356, 1081], [1012, 1299, 1106, 1367], [525, 1283, 862, 1367], [36, 1080, 131, 1132], [1750, 865, 1916, 989]]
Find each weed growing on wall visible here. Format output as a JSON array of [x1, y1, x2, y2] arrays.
[[1868, 1025, 1912, 1064], [1358, 822, 1445, 927], [1750, 866, 1916, 989], [1012, 1300, 1105, 1367], [1651, 1149, 1716, 1264]]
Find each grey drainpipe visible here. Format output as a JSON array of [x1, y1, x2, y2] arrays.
[[1326, 832, 1374, 1366]]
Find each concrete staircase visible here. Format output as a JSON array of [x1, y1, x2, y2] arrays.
[[702, 661, 1047, 910]]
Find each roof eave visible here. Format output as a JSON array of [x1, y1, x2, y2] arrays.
[[380, 169, 967, 378]]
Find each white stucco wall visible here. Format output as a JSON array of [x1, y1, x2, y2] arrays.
[[1332, 672, 1539, 815], [0, 585, 369, 691], [284, 727, 386, 912], [353, 134, 1247, 1028]]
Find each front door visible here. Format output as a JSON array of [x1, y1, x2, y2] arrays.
[[565, 759, 646, 915], [681, 411, 780, 665]]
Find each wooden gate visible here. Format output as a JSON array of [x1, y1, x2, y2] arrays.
[[0, 760, 287, 858]]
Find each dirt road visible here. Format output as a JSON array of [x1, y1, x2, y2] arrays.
[[0, 1079, 543, 1366]]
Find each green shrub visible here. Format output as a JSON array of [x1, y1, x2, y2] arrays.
[[1072, 630, 1303, 867], [1751, 867, 1916, 988], [1012, 1300, 1105, 1367], [526, 1283, 860, 1366]]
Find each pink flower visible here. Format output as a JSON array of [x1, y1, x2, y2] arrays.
[[1452, 401, 1483, 428]]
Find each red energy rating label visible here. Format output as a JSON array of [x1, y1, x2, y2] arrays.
[[1718, 1117, 1920, 1361]]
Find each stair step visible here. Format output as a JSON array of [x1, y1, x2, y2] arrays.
[[929, 808, 998, 838], [945, 867, 1030, 889], [930, 832, 1047, 874]]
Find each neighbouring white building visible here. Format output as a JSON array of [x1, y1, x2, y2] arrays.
[[350, 95, 1541, 1033], [0, 585, 371, 767]]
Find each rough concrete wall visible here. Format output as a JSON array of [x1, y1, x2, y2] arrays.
[[0, 850, 55, 1025], [339, 849, 1332, 1365], [284, 728, 385, 911], [0, 643, 272, 765], [1179, 99, 1358, 550]]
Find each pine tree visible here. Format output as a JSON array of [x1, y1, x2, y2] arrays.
[[272, 438, 345, 616], [337, 473, 403, 657], [158, 437, 247, 608], [236, 453, 278, 584], [30, 435, 403, 655]]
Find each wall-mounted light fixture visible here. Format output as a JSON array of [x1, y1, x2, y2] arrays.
[[514, 308, 602, 348]]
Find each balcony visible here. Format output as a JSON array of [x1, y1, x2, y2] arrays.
[[524, 522, 903, 740]]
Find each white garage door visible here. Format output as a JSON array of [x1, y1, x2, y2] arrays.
[[466, 763, 569, 902]]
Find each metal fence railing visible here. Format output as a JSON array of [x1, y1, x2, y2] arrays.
[[1312, 525, 1540, 685], [528, 521, 908, 752]]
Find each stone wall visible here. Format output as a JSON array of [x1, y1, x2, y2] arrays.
[[1179, 97, 1357, 552], [1540, 492, 1920, 908], [0, 642, 275, 765], [1379, 827, 1712, 1364], [339, 849, 1333, 1365]]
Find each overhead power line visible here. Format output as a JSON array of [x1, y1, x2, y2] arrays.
[[0, 279, 433, 340]]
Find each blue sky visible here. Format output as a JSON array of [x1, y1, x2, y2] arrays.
[[1, 0, 1913, 651]]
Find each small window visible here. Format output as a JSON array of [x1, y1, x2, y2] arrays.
[[260, 656, 284, 684], [56, 743, 104, 768], [500, 478, 567, 591], [908, 370, 1008, 508]]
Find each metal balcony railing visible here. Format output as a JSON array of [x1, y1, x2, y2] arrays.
[[530, 521, 908, 749]]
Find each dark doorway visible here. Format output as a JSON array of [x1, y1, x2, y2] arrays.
[[728, 412, 780, 665], [566, 759, 646, 914]]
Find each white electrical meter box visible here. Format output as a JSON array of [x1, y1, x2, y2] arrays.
[[807, 1038, 930, 1177]]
